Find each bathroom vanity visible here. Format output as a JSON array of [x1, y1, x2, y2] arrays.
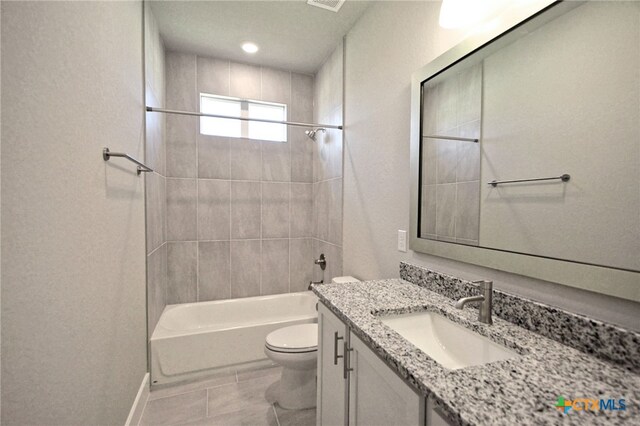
[[313, 264, 640, 426], [317, 303, 428, 426]]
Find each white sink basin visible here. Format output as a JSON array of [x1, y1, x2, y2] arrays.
[[380, 311, 519, 370]]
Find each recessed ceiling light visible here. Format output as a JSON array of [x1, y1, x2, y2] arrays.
[[242, 42, 259, 54]]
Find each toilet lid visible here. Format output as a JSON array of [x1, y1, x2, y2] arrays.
[[266, 323, 318, 353]]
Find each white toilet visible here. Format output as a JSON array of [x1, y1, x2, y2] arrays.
[[264, 276, 360, 410]]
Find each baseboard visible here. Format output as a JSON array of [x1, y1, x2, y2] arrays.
[[125, 373, 150, 426]]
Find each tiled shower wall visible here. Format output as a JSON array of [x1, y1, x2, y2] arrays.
[[313, 42, 344, 282], [145, 4, 167, 337], [420, 63, 481, 245], [163, 52, 316, 304]]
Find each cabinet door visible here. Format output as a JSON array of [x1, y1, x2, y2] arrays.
[[348, 332, 424, 426], [317, 303, 349, 426]]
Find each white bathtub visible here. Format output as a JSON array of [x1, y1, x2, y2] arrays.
[[150, 291, 318, 385]]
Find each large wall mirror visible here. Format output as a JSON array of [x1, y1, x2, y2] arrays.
[[410, 1, 640, 302]]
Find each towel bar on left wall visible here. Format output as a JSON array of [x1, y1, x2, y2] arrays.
[[102, 147, 153, 175]]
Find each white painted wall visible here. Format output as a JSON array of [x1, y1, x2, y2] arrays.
[[1, 1, 147, 424], [343, 1, 640, 330]]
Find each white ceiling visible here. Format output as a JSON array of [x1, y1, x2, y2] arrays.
[[150, 0, 372, 74]]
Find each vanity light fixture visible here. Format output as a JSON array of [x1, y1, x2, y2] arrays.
[[242, 42, 259, 54]]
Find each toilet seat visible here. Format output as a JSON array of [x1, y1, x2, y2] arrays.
[[265, 323, 318, 353]]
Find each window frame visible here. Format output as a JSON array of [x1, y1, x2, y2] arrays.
[[199, 93, 288, 143]]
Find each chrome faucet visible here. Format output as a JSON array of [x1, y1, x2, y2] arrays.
[[454, 280, 493, 325]]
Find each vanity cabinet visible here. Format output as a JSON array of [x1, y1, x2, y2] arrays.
[[348, 332, 424, 426], [317, 302, 425, 426], [317, 303, 349, 426]]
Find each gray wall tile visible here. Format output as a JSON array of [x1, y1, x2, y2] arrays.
[[166, 52, 197, 178], [198, 241, 230, 301], [230, 138, 262, 181], [457, 120, 481, 182], [455, 181, 480, 241], [314, 240, 342, 284], [290, 238, 313, 292], [436, 184, 456, 237], [437, 138, 457, 184], [167, 242, 197, 304], [261, 239, 289, 295], [422, 138, 437, 185], [197, 134, 230, 179], [291, 184, 313, 237], [291, 73, 313, 122], [261, 68, 291, 104], [158, 53, 322, 302], [231, 240, 261, 298], [314, 108, 343, 182], [198, 180, 230, 241], [262, 140, 291, 181], [197, 56, 229, 96], [458, 63, 482, 125], [147, 243, 167, 339], [420, 184, 437, 237], [437, 75, 458, 133], [166, 52, 196, 111], [166, 114, 197, 178], [422, 83, 439, 136], [314, 179, 342, 245], [146, 172, 166, 253], [262, 183, 290, 238], [230, 62, 261, 100], [231, 181, 261, 239], [291, 128, 313, 183], [166, 178, 197, 241]]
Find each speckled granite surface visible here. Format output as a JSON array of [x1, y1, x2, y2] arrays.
[[312, 279, 640, 426], [400, 262, 640, 374]]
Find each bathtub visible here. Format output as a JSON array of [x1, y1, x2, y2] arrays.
[[150, 291, 318, 385]]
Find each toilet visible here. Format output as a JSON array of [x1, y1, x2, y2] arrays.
[[264, 276, 360, 410]]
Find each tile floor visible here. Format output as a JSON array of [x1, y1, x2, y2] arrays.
[[139, 366, 316, 426]]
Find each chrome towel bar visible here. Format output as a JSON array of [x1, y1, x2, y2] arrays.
[[146, 106, 343, 130], [423, 134, 479, 143], [103, 147, 153, 175], [488, 173, 570, 187]]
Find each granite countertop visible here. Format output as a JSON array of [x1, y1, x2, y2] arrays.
[[312, 279, 640, 426]]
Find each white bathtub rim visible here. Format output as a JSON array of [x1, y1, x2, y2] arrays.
[[151, 291, 317, 340]]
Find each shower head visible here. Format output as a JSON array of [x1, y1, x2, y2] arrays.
[[304, 128, 326, 140]]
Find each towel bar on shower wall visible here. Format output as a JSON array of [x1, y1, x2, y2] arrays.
[[103, 147, 153, 175], [488, 173, 570, 187]]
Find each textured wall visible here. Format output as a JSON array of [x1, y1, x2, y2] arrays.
[[342, 1, 640, 330], [1, 1, 147, 424], [313, 42, 344, 283], [163, 52, 316, 301]]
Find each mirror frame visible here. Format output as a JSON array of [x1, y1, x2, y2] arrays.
[[409, 0, 640, 303]]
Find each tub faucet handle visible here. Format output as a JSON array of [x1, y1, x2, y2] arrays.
[[315, 254, 327, 270]]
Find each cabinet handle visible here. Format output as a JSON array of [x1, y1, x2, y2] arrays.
[[343, 341, 353, 379], [333, 332, 344, 365]]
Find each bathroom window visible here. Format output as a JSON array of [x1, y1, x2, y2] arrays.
[[200, 94, 287, 142]]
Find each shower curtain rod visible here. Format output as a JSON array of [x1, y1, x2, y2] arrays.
[[146, 107, 343, 130]]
